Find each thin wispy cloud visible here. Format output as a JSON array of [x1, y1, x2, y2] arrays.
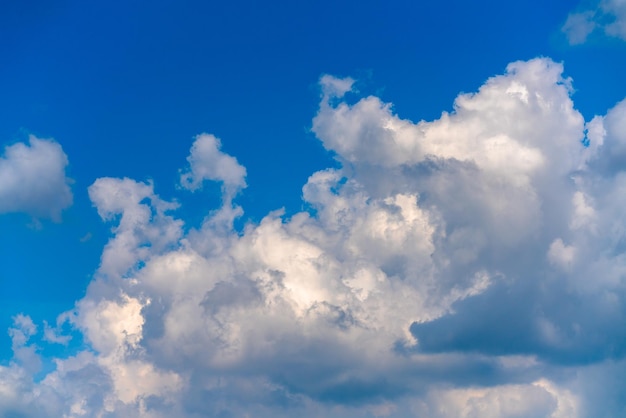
[[563, 0, 626, 44]]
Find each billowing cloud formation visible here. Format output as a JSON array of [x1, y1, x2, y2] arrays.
[[563, 0, 626, 44], [0, 136, 73, 220], [3, 57, 626, 416]]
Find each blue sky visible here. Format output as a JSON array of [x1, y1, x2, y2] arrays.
[[2, 0, 626, 416]]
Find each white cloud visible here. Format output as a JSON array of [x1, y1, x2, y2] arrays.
[[547, 238, 577, 271], [313, 59, 583, 191], [319, 74, 355, 99], [6, 57, 626, 416], [563, 0, 626, 44], [179, 133, 247, 198], [88, 177, 183, 280], [0, 136, 73, 221], [563, 11, 597, 44], [42, 313, 73, 346]]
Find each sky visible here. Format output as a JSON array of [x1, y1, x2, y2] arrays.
[[2, 0, 626, 416]]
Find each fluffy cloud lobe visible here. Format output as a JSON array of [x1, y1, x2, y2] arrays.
[[3, 58, 626, 417], [0, 136, 73, 220]]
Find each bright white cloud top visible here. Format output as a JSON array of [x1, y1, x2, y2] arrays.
[[3, 56, 626, 417]]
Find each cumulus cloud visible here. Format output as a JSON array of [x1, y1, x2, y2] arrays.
[[0, 136, 73, 220], [180, 133, 247, 199], [563, 0, 626, 44], [4, 57, 626, 416]]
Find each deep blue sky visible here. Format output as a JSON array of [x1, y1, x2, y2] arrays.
[[2, 0, 626, 386]]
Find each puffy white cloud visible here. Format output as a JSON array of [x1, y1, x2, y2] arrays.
[[6, 57, 626, 416], [0, 136, 73, 220], [563, 0, 626, 44], [88, 177, 183, 280], [179, 133, 247, 198]]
